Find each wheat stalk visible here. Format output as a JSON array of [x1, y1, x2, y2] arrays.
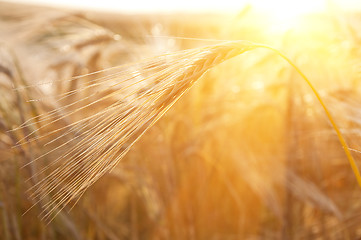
[[15, 40, 361, 222]]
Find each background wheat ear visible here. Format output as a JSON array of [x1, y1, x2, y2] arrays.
[[19, 40, 256, 222]]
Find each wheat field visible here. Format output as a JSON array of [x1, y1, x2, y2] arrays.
[[1, 1, 361, 239]]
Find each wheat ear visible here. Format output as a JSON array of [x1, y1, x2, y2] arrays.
[[19, 40, 360, 222], [21, 41, 255, 222]]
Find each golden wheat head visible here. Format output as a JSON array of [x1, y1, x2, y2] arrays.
[[15, 41, 256, 221]]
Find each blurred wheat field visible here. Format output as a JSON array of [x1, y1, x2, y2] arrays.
[[2, 1, 361, 239]]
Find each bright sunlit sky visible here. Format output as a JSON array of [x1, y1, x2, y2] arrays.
[[8, 0, 361, 13]]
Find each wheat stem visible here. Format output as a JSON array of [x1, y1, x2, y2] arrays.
[[254, 43, 361, 189]]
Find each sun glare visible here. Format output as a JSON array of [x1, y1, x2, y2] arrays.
[[252, 0, 326, 19], [249, 0, 327, 31]]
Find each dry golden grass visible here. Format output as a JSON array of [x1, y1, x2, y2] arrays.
[[2, 1, 361, 239]]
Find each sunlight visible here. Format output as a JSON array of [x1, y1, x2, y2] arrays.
[[250, 0, 327, 31], [252, 0, 326, 20]]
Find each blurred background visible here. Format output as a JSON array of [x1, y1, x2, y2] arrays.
[[7, 0, 361, 12], [2, 0, 361, 239]]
